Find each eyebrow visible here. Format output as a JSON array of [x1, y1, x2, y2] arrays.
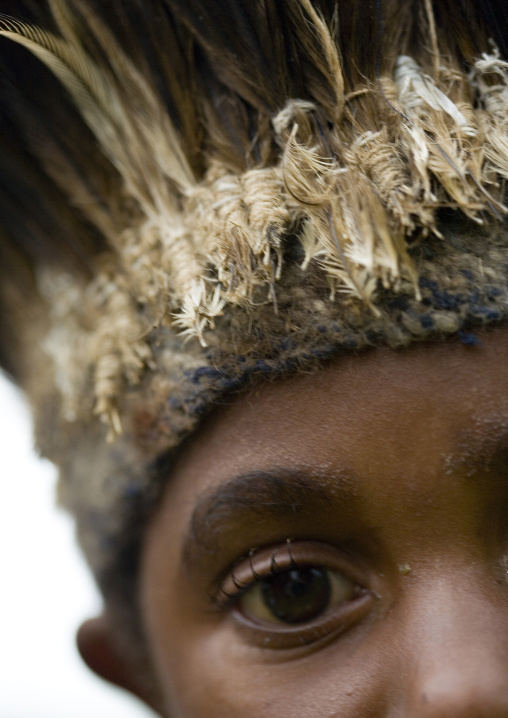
[[181, 467, 359, 573]]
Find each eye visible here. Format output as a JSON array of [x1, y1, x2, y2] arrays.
[[241, 565, 357, 625], [216, 541, 372, 648]]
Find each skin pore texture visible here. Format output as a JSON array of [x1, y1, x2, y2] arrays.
[[84, 327, 508, 717]]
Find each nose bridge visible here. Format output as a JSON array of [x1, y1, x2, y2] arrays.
[[399, 564, 508, 717]]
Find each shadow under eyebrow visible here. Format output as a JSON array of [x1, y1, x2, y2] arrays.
[[181, 467, 359, 573]]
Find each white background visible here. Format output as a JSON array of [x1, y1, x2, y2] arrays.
[[0, 373, 155, 718]]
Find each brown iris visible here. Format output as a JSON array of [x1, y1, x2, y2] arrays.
[[260, 566, 331, 624]]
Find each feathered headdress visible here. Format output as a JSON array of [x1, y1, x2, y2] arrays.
[[2, 0, 508, 591]]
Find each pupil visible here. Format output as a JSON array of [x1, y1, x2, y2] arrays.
[[261, 566, 331, 624]]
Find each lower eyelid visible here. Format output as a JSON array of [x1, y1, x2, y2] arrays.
[[230, 589, 373, 651]]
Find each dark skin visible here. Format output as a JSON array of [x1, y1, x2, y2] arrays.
[[80, 328, 508, 716]]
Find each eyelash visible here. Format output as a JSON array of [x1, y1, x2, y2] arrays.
[[218, 539, 298, 603]]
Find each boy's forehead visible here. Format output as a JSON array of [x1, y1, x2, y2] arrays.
[[154, 328, 508, 537], [176, 330, 508, 462]]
